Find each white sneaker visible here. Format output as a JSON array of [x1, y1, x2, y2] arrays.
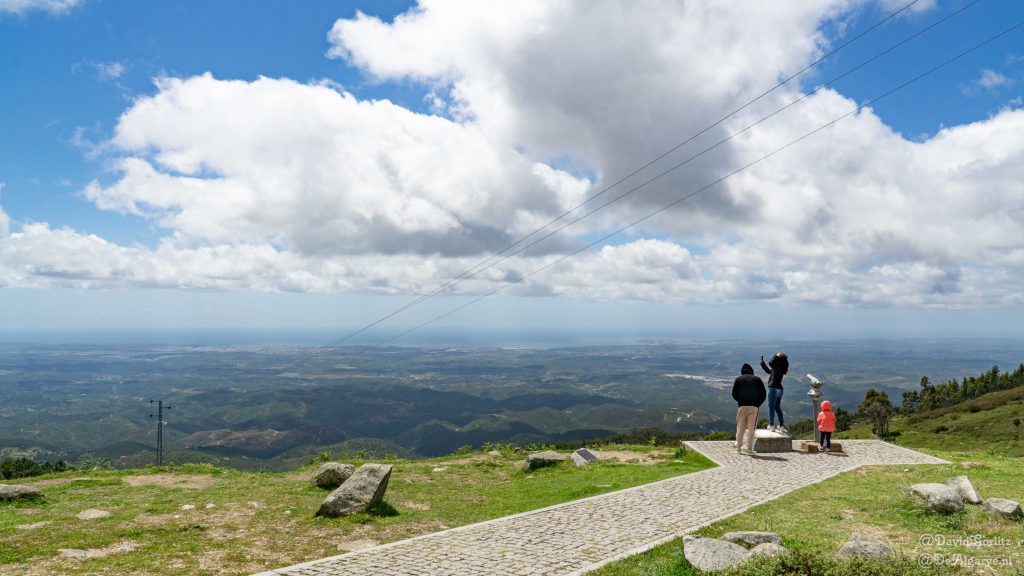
[[767, 425, 775, 432], [747, 448, 758, 455], [779, 427, 789, 436]]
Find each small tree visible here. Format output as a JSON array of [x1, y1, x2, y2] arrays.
[[834, 406, 853, 433], [858, 388, 895, 437]]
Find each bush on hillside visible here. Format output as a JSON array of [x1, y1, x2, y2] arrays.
[[0, 457, 73, 480]]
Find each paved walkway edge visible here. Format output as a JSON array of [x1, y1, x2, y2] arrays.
[[564, 440, 949, 575], [253, 462, 729, 576]]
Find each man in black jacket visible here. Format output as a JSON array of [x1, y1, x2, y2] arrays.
[[732, 363, 766, 455]]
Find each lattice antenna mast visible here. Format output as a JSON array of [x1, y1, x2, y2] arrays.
[[149, 400, 172, 467]]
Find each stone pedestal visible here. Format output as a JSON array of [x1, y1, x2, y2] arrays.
[[753, 429, 792, 453], [798, 440, 843, 453]]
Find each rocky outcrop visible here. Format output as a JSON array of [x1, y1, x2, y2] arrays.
[[983, 498, 1023, 521], [946, 476, 982, 505], [907, 483, 964, 514], [835, 532, 894, 560], [0, 484, 43, 501], [682, 535, 750, 572], [525, 450, 568, 470], [316, 464, 392, 518], [311, 462, 356, 490]]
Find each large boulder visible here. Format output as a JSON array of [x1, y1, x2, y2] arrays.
[[525, 450, 568, 471], [983, 498, 1023, 521], [316, 464, 392, 518], [311, 462, 356, 490], [682, 535, 750, 572], [0, 484, 43, 502], [946, 476, 982, 505], [907, 483, 964, 514], [722, 531, 783, 548], [835, 532, 894, 560]]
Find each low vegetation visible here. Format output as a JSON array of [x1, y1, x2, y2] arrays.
[[592, 450, 1023, 576], [0, 445, 712, 575]]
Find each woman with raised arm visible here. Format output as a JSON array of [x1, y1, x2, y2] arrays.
[[760, 352, 789, 435]]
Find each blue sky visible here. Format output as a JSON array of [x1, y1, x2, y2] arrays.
[[1, 0, 1022, 343]]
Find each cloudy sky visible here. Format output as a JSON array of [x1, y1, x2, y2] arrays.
[[1, 0, 1022, 343]]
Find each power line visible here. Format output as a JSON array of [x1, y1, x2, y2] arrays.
[[379, 21, 1023, 345], [322, 0, 932, 348], [369, 0, 985, 311]]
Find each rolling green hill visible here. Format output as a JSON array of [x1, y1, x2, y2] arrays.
[[839, 384, 1024, 456]]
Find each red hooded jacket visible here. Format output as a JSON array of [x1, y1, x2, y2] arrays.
[[817, 401, 836, 432]]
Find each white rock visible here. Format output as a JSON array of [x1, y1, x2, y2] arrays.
[[682, 535, 750, 572], [749, 542, 789, 558], [983, 498, 1023, 521], [907, 483, 964, 514], [722, 531, 783, 548], [946, 476, 982, 505], [836, 532, 894, 559], [15, 521, 52, 530], [180, 504, 195, 511], [75, 509, 112, 520]]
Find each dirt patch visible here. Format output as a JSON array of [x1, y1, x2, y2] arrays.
[[123, 474, 217, 490], [399, 500, 431, 511]]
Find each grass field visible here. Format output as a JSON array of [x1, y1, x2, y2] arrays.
[[591, 448, 1024, 576], [0, 445, 713, 576]]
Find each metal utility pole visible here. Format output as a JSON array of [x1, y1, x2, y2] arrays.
[[149, 400, 172, 466]]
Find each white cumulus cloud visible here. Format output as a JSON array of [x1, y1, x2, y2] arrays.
[[3, 0, 1023, 312], [0, 0, 79, 14]]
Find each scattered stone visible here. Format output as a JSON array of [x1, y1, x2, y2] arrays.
[[0, 484, 43, 501], [983, 498, 1023, 521], [316, 463, 393, 518], [907, 483, 964, 514], [283, 510, 292, 515], [247, 501, 264, 510], [946, 476, 982, 505], [682, 535, 750, 572], [76, 509, 112, 520], [571, 448, 600, 467], [431, 467, 447, 473], [205, 503, 217, 509], [180, 504, 195, 511], [722, 531, 783, 548], [960, 461, 985, 469], [337, 539, 379, 552], [58, 548, 88, 558], [836, 532, 895, 560], [16, 521, 51, 530], [525, 450, 568, 470], [749, 542, 789, 558], [487, 450, 502, 457], [311, 462, 356, 490]]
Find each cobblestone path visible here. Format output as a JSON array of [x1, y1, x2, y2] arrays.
[[255, 440, 947, 576]]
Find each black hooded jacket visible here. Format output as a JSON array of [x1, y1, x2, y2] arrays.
[[760, 353, 789, 389], [732, 363, 766, 407]]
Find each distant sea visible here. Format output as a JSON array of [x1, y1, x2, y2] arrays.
[[1, 327, 1022, 352]]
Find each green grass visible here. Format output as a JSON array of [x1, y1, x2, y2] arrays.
[[591, 450, 1024, 576], [0, 446, 713, 575]]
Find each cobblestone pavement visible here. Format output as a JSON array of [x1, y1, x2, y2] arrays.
[[255, 440, 947, 576]]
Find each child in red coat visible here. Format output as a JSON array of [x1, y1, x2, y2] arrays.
[[817, 400, 836, 453]]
